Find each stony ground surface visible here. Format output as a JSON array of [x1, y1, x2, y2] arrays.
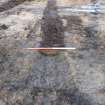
[[0, 0, 105, 105]]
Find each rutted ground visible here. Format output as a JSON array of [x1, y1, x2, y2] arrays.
[[0, 0, 105, 105]]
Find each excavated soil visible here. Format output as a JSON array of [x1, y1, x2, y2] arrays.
[[0, 0, 105, 105]]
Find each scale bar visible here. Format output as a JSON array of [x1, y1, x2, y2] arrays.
[[24, 47, 76, 50]]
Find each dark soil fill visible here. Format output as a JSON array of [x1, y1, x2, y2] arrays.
[[40, 0, 65, 47]]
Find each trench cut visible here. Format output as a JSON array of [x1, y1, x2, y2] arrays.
[[39, 0, 65, 55]]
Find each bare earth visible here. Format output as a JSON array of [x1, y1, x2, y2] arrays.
[[0, 0, 105, 105]]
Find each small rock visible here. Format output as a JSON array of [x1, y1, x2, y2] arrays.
[[0, 24, 8, 30]]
